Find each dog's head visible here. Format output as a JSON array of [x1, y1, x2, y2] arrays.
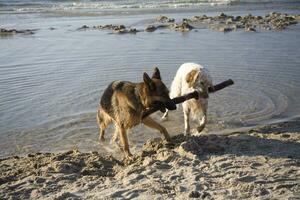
[[186, 68, 213, 98], [142, 67, 176, 111]]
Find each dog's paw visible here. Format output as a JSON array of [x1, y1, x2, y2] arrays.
[[99, 136, 105, 142], [161, 116, 169, 122], [197, 125, 205, 133], [184, 132, 191, 136]]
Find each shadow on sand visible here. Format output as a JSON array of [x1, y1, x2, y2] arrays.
[[161, 120, 300, 161]]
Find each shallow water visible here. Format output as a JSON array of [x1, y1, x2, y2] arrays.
[[0, 4, 300, 157]]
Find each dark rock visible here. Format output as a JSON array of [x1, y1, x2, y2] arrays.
[[256, 16, 263, 20], [192, 15, 208, 21], [245, 27, 256, 32], [113, 26, 140, 34], [235, 16, 242, 21], [260, 188, 269, 196], [189, 191, 201, 198], [145, 25, 157, 32], [201, 191, 211, 199], [128, 28, 138, 33], [156, 15, 175, 23], [34, 177, 46, 184], [0, 28, 36, 36], [172, 21, 194, 32], [77, 25, 89, 30], [219, 12, 227, 18]]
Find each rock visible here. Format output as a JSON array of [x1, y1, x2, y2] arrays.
[[113, 26, 126, 34], [201, 191, 211, 199], [219, 12, 227, 18], [189, 191, 201, 198], [236, 24, 245, 29], [235, 16, 242, 21], [192, 15, 208, 21], [116, 25, 126, 30], [0, 28, 36, 36], [245, 27, 256, 32], [281, 134, 290, 138], [209, 25, 233, 32], [156, 15, 175, 23], [128, 28, 138, 33], [260, 188, 270, 196], [112, 25, 140, 34], [176, 186, 187, 193], [34, 177, 46, 184], [77, 25, 89, 30], [172, 21, 194, 32], [226, 18, 233, 24], [145, 25, 157, 32], [264, 26, 272, 30], [256, 16, 263, 20]]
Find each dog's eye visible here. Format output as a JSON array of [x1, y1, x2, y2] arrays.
[[200, 81, 204, 85]]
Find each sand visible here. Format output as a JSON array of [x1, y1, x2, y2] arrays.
[[1, 120, 300, 199]]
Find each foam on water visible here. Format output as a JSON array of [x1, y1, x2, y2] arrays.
[[1, 0, 299, 16]]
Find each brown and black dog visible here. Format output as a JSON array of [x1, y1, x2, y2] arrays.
[[97, 68, 176, 159]]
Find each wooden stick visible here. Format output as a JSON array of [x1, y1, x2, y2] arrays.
[[142, 79, 234, 119]]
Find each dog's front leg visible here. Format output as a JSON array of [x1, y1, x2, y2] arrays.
[[142, 117, 171, 141], [118, 126, 132, 159], [183, 103, 191, 135], [197, 114, 206, 133], [197, 100, 207, 133], [161, 109, 169, 120]]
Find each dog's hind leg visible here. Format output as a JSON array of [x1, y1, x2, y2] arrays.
[[96, 108, 112, 142], [182, 103, 191, 135], [142, 117, 171, 141]]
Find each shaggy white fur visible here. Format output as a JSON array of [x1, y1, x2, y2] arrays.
[[163, 63, 213, 134]]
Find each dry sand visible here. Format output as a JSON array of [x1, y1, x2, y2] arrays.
[[1, 120, 300, 199]]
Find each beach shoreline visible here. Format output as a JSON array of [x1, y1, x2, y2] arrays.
[[1, 119, 299, 199]]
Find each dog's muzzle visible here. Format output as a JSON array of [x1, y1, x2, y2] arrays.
[[195, 88, 209, 99]]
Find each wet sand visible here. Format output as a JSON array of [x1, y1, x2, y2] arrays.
[[1, 119, 299, 199]]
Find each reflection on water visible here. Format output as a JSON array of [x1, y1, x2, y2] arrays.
[[0, 11, 300, 157]]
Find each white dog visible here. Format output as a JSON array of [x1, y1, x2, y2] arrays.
[[163, 63, 213, 135]]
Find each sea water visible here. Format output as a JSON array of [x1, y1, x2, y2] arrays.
[[0, 0, 300, 157]]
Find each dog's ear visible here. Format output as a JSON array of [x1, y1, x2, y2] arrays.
[[152, 67, 161, 80], [143, 72, 156, 90], [186, 69, 199, 88]]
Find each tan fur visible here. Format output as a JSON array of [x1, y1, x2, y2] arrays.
[[185, 69, 199, 88]]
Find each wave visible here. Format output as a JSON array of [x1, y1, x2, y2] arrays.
[[0, 0, 299, 14]]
